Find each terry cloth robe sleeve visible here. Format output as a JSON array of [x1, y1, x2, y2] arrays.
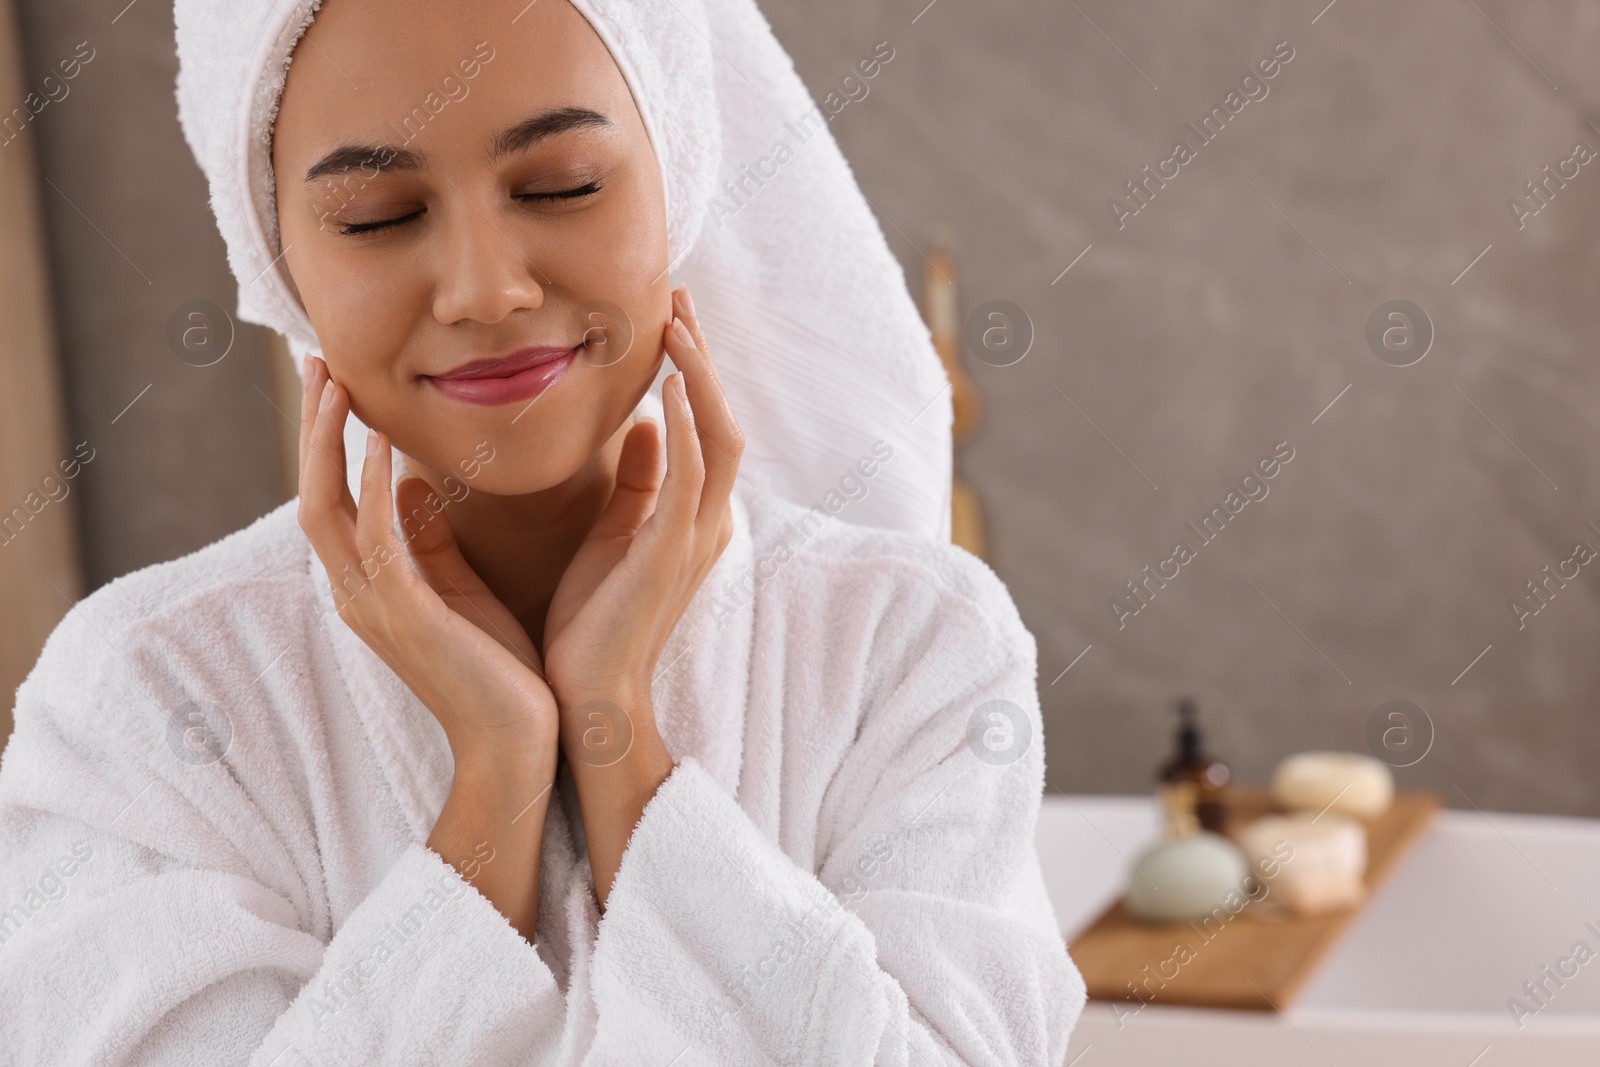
[[587, 547, 1085, 1065], [0, 607, 568, 1067]]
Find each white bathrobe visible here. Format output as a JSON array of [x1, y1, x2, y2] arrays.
[[0, 479, 1085, 1065]]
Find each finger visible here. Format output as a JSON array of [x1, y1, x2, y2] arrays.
[[299, 374, 359, 559], [298, 353, 324, 482], [666, 292, 743, 515], [396, 476, 450, 561], [396, 476, 484, 594], [616, 418, 664, 493], [592, 417, 664, 538], [663, 313, 740, 526], [299, 357, 347, 493], [655, 371, 704, 535], [671, 287, 738, 435], [354, 429, 404, 582], [394, 476, 544, 671]]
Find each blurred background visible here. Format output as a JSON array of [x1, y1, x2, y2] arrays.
[[4, 0, 1599, 820]]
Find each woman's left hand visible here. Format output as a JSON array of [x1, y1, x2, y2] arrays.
[[542, 285, 744, 747]]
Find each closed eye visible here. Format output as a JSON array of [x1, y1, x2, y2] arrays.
[[335, 181, 605, 236], [519, 179, 604, 204], [337, 210, 424, 236]]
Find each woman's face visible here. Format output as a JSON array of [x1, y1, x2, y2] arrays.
[[273, 0, 670, 494]]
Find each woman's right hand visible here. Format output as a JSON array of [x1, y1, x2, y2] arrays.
[[296, 355, 560, 761]]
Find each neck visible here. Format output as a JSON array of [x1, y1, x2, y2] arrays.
[[400, 422, 629, 650]]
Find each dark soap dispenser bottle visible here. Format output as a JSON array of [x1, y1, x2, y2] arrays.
[[1157, 697, 1231, 838]]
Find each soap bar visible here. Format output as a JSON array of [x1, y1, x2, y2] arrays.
[[1125, 832, 1250, 924], [1272, 751, 1394, 818], [1234, 813, 1366, 915]]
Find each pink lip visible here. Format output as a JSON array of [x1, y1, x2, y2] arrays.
[[426, 345, 578, 407]]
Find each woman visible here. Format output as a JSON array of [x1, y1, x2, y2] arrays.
[[0, 0, 1084, 1062]]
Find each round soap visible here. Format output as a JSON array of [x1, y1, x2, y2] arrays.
[[1272, 751, 1394, 818], [1125, 832, 1250, 924]]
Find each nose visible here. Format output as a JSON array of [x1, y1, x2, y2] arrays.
[[431, 194, 545, 326]]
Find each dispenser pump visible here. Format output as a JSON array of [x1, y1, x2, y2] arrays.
[[1176, 698, 1202, 761]]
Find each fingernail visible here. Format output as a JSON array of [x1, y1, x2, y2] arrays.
[[672, 317, 693, 348], [319, 380, 335, 411], [678, 287, 696, 318], [366, 428, 379, 456]]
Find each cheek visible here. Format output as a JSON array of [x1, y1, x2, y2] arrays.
[[541, 175, 672, 375], [288, 246, 420, 403], [603, 197, 667, 286], [307, 267, 416, 350], [552, 174, 668, 311]]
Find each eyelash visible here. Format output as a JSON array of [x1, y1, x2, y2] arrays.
[[335, 180, 605, 236]]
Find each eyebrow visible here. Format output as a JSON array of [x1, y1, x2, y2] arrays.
[[302, 107, 615, 184]]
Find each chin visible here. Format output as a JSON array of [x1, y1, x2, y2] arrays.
[[465, 461, 587, 498], [441, 419, 618, 497]]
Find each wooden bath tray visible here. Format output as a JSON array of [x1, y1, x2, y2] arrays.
[[1066, 787, 1440, 1011]]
